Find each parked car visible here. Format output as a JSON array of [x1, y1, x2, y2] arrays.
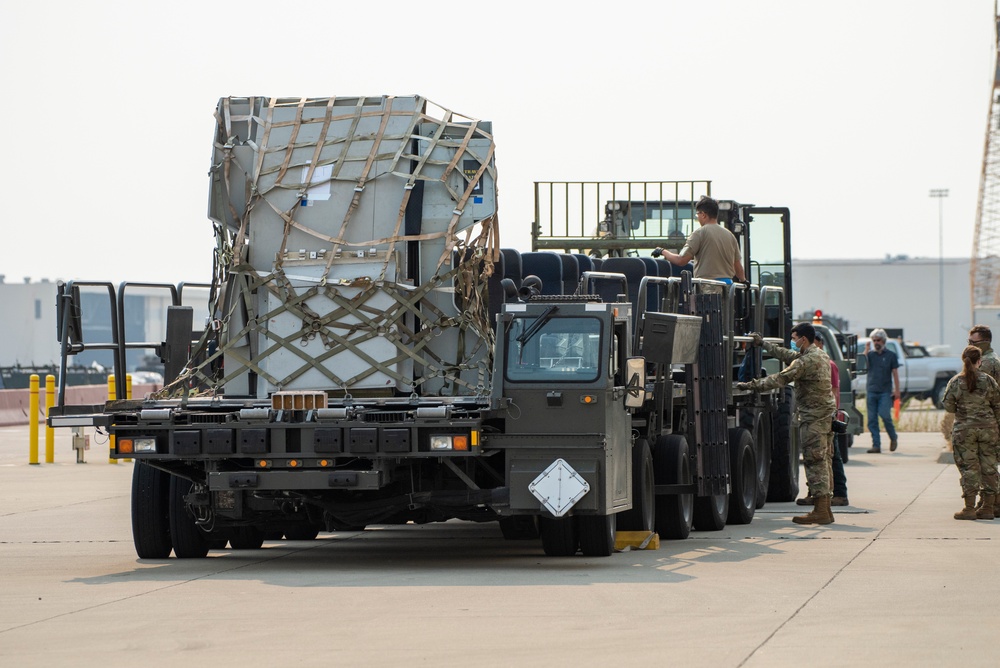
[[855, 337, 960, 408]]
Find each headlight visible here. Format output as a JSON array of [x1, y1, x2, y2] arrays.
[[430, 435, 453, 451], [134, 437, 157, 453]]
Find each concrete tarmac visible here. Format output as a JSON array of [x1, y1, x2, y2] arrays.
[[1, 425, 997, 667]]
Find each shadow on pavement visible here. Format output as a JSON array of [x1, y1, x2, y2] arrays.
[[66, 515, 876, 589]]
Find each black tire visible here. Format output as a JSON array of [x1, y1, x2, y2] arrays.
[[726, 427, 757, 525], [741, 410, 772, 510], [168, 476, 209, 559], [767, 386, 800, 502], [693, 491, 729, 531], [229, 526, 265, 549], [207, 537, 228, 550], [499, 515, 540, 540], [617, 439, 654, 532], [539, 516, 578, 556], [283, 525, 321, 541], [837, 432, 850, 464], [932, 380, 948, 409], [754, 412, 772, 508], [577, 513, 616, 557], [131, 463, 172, 559], [653, 434, 694, 540]]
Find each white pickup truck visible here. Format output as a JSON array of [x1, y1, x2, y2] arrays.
[[856, 338, 961, 408]]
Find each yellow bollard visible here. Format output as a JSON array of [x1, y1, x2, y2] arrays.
[[108, 374, 118, 464], [28, 374, 39, 465], [124, 374, 133, 463], [45, 375, 55, 463]]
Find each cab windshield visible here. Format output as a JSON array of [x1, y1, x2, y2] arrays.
[[505, 316, 603, 382]]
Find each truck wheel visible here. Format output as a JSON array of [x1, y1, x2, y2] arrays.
[[617, 439, 654, 532], [207, 537, 228, 550], [767, 386, 800, 502], [283, 525, 321, 541], [837, 432, 850, 464], [754, 412, 772, 508], [539, 516, 578, 556], [499, 515, 540, 540], [932, 380, 948, 409], [229, 527, 265, 549], [577, 513, 616, 557], [131, 462, 172, 559], [743, 410, 772, 509], [693, 491, 729, 531], [726, 427, 757, 525], [653, 434, 694, 540], [169, 477, 209, 559]]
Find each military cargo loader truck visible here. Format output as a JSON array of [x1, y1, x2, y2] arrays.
[[49, 98, 800, 559], [530, 182, 801, 513]]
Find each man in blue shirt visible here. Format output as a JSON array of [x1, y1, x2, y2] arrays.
[[865, 328, 901, 453]]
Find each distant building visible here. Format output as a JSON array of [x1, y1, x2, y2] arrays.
[[0, 259, 975, 381], [0, 278, 60, 369], [0, 278, 209, 382], [793, 257, 971, 356]]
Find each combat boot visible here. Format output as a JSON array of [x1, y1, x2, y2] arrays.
[[954, 495, 978, 521], [977, 494, 996, 520], [793, 495, 835, 525], [795, 494, 815, 506]]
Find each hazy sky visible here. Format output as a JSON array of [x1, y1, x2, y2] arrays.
[[0, 0, 995, 285]]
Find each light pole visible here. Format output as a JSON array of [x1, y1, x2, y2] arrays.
[[929, 189, 949, 345]]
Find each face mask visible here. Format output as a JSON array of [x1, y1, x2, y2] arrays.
[[790, 339, 799, 352], [973, 341, 989, 351]]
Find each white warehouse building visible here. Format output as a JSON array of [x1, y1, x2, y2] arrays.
[[793, 256, 974, 356], [0, 257, 982, 375]]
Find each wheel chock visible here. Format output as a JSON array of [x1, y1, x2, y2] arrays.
[[614, 531, 660, 551]]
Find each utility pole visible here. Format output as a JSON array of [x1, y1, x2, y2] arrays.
[[930, 189, 949, 345]]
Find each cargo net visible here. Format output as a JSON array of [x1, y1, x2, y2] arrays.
[[156, 96, 499, 400]]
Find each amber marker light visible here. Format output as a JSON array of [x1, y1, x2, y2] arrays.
[[319, 459, 330, 467], [257, 460, 270, 468], [453, 435, 469, 451], [118, 438, 134, 454], [470, 430, 479, 447], [289, 460, 299, 468], [581, 394, 597, 404]]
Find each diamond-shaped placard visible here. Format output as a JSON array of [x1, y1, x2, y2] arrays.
[[528, 458, 591, 517]]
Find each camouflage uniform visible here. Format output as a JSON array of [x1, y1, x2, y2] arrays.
[[942, 371, 1000, 498], [980, 345, 1000, 456], [742, 342, 836, 497], [939, 345, 1000, 445]]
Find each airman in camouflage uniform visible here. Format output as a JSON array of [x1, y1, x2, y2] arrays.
[[943, 344, 1000, 521], [737, 322, 836, 524], [947, 326, 1000, 514]]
